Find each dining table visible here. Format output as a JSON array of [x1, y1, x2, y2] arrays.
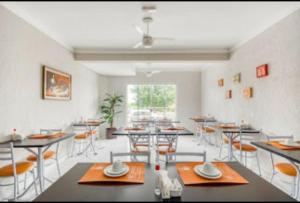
[[113, 127, 194, 136], [251, 141, 300, 198], [216, 126, 261, 161], [72, 121, 105, 155], [0, 133, 75, 192], [34, 161, 295, 201]]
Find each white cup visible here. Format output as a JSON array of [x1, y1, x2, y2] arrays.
[[202, 162, 217, 175], [112, 160, 124, 172]]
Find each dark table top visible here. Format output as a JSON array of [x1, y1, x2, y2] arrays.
[[0, 133, 75, 148], [72, 121, 105, 127], [222, 128, 260, 134], [252, 141, 300, 164], [34, 162, 295, 202], [113, 129, 194, 136]]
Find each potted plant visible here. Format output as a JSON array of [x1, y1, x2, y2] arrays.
[[100, 93, 123, 139]]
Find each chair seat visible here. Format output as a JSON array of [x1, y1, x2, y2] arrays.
[[132, 146, 150, 153], [202, 127, 215, 133], [233, 143, 257, 152], [87, 130, 97, 135], [275, 163, 297, 177], [74, 133, 90, 140], [224, 137, 240, 144], [158, 146, 176, 155], [0, 161, 34, 177], [27, 150, 56, 162]]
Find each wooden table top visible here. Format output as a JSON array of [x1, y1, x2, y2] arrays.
[[72, 121, 105, 127], [252, 141, 300, 164], [0, 133, 75, 148], [34, 162, 295, 202]]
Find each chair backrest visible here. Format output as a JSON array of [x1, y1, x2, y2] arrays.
[[110, 151, 150, 164], [166, 151, 206, 163], [156, 132, 179, 151], [128, 131, 151, 152], [0, 142, 17, 177]]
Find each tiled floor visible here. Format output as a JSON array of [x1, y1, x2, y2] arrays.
[[0, 135, 297, 201]]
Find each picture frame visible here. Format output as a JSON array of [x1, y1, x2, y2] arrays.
[[218, 79, 224, 87], [233, 73, 241, 83], [43, 66, 72, 100], [226, 90, 232, 99], [243, 87, 253, 98], [256, 64, 268, 78]]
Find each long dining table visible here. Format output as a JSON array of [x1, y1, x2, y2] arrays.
[[0, 133, 75, 192], [34, 162, 295, 201]]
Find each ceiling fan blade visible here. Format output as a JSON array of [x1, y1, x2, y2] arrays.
[[153, 37, 174, 41], [133, 24, 145, 35], [133, 41, 143, 49]]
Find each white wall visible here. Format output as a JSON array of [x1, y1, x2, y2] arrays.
[[107, 72, 202, 133], [201, 9, 300, 137], [0, 6, 107, 157]]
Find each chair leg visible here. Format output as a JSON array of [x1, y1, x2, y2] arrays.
[[219, 142, 223, 158], [71, 140, 75, 157], [256, 153, 262, 176], [13, 176, 17, 201], [16, 176, 20, 195], [31, 170, 38, 196], [23, 172, 27, 190], [55, 157, 61, 177]]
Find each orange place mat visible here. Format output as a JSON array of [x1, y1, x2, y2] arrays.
[[164, 127, 185, 131], [124, 127, 145, 131], [78, 162, 145, 184], [29, 133, 66, 139], [176, 162, 249, 186], [265, 141, 300, 150]]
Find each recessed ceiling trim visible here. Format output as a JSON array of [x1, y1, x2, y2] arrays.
[[74, 52, 230, 61]]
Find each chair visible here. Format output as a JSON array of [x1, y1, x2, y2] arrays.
[[110, 151, 151, 164], [0, 143, 38, 201], [156, 131, 179, 162], [232, 130, 262, 176], [71, 124, 92, 157], [266, 133, 298, 198], [127, 131, 151, 163], [166, 151, 206, 163], [197, 124, 217, 147], [218, 122, 239, 158]]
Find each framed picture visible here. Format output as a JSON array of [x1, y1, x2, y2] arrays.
[[218, 79, 224, 87], [256, 64, 268, 78], [226, 90, 232, 99], [233, 73, 241, 83], [43, 66, 72, 100], [243, 87, 253, 98]]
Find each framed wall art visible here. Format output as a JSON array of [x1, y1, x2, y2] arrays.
[[256, 64, 268, 78], [43, 66, 72, 100], [243, 87, 253, 98]]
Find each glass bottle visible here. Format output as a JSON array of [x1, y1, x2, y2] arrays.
[[154, 160, 161, 196]]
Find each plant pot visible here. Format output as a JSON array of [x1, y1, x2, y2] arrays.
[[106, 127, 117, 139]]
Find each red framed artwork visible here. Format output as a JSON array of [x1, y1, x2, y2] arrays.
[[256, 64, 268, 78]]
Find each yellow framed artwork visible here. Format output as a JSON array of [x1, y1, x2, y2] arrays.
[[233, 73, 241, 84]]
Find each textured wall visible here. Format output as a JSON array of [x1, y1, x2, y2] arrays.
[[107, 72, 202, 133], [201, 9, 300, 137], [0, 6, 105, 158], [201, 9, 300, 173]]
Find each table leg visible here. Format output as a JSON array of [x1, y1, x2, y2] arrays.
[[37, 148, 44, 192]]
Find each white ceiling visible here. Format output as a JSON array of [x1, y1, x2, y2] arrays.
[[1, 1, 299, 76], [81, 61, 227, 76]]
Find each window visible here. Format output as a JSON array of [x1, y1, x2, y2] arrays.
[[127, 84, 176, 123]]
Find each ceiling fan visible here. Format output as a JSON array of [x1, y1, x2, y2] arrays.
[[135, 62, 162, 77], [133, 16, 174, 49]]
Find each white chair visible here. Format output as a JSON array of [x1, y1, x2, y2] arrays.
[[71, 124, 93, 157], [156, 131, 179, 162], [127, 131, 151, 163], [232, 131, 262, 176], [166, 151, 206, 164], [110, 151, 151, 164], [197, 124, 217, 147], [218, 122, 238, 159], [0, 142, 38, 201], [266, 133, 298, 198]]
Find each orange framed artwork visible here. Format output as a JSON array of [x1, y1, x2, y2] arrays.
[[243, 87, 253, 98], [218, 79, 224, 87], [43, 66, 72, 100]]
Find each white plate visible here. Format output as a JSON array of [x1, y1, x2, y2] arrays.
[[194, 165, 222, 179], [104, 165, 129, 177], [280, 142, 300, 147], [196, 164, 221, 177]]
